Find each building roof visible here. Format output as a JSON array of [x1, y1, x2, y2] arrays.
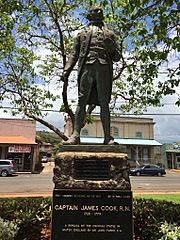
[[81, 137, 162, 146], [92, 113, 153, 120], [0, 136, 37, 145], [166, 149, 180, 153], [92, 114, 154, 122]]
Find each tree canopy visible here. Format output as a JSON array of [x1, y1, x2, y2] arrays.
[[0, 0, 179, 140]]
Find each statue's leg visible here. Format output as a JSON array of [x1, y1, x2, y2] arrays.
[[100, 102, 114, 144], [65, 65, 93, 144], [96, 62, 114, 144], [64, 103, 86, 145], [73, 103, 86, 135]]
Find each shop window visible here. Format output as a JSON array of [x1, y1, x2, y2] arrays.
[[7, 153, 22, 164], [136, 131, 142, 139], [110, 126, 119, 137], [81, 128, 89, 136]]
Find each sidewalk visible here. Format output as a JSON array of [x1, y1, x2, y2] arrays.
[[171, 169, 180, 173], [41, 161, 54, 174], [166, 169, 180, 174]]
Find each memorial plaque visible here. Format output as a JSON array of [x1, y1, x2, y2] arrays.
[[51, 189, 133, 240], [74, 159, 110, 180]]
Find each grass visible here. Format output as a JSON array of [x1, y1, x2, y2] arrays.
[[134, 194, 180, 204]]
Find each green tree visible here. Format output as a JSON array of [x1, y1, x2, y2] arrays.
[[37, 130, 62, 144], [0, 0, 179, 140]]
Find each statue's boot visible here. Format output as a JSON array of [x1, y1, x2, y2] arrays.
[[63, 133, 80, 145], [104, 136, 119, 145]]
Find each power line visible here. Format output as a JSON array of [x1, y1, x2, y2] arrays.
[[116, 114, 180, 116], [1, 106, 180, 116], [1, 106, 61, 113]]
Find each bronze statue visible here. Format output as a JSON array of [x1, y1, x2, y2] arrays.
[[63, 6, 121, 145]]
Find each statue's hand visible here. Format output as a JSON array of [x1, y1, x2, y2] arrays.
[[62, 70, 69, 82], [104, 38, 116, 54]]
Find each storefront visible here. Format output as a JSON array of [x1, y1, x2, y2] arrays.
[[80, 137, 162, 166], [166, 149, 180, 169], [0, 136, 37, 172], [7, 145, 33, 171]]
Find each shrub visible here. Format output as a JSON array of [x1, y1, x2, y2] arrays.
[[159, 221, 180, 240], [133, 198, 180, 240], [0, 197, 52, 240], [0, 217, 19, 240]]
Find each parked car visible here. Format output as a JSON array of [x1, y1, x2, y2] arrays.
[[41, 156, 48, 163], [130, 164, 166, 176], [0, 159, 17, 177]]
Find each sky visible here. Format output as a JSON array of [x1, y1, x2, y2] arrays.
[[147, 97, 180, 143]]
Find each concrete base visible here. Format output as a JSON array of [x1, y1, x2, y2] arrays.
[[53, 145, 131, 190]]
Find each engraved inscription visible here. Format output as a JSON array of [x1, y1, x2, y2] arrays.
[[51, 190, 133, 240], [54, 204, 131, 212], [54, 205, 78, 211], [61, 223, 123, 233]]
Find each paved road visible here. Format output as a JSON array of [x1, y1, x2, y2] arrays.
[[130, 172, 180, 193], [0, 173, 54, 197], [0, 171, 179, 197]]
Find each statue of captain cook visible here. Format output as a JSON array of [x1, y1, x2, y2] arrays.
[[63, 6, 121, 145]]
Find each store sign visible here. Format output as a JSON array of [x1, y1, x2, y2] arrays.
[[8, 145, 31, 153]]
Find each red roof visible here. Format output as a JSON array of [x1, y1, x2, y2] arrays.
[[0, 136, 37, 145]]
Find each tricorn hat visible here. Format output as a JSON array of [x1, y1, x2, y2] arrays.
[[87, 6, 104, 22]]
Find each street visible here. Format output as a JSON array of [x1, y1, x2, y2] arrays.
[[130, 172, 180, 193], [0, 173, 54, 197], [0, 171, 179, 197]]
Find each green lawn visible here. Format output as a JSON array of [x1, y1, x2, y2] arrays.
[[134, 194, 180, 204]]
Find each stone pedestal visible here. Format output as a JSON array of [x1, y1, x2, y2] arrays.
[[51, 145, 133, 240], [53, 145, 131, 190]]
